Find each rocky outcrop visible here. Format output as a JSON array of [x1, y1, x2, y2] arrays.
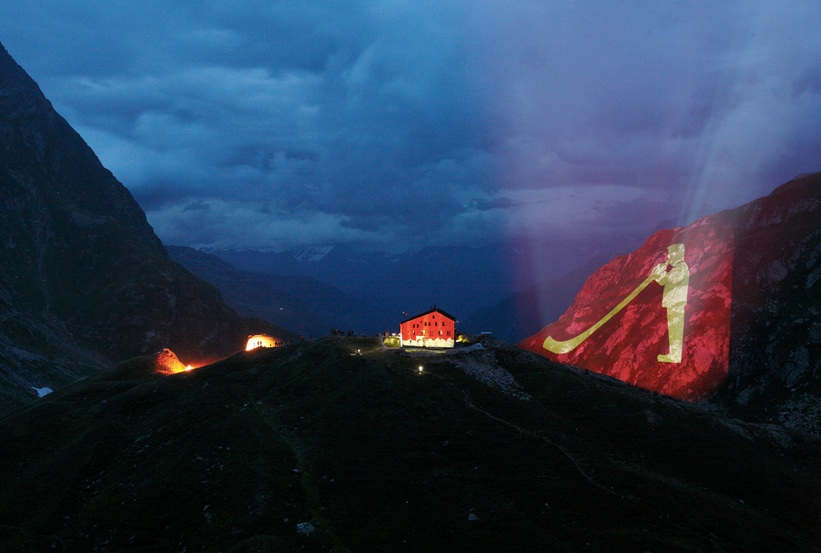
[[715, 174, 821, 434], [0, 42, 281, 413], [520, 174, 820, 435]]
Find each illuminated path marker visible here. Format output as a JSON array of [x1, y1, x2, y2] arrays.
[[543, 243, 690, 363]]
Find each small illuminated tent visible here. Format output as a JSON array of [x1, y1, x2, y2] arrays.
[[245, 334, 281, 351]]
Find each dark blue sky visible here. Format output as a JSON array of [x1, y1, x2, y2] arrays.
[[1, 1, 819, 255]]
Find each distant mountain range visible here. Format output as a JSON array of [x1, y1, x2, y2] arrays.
[[210, 244, 524, 323], [209, 238, 637, 328], [208, 237, 631, 320], [167, 245, 396, 337]]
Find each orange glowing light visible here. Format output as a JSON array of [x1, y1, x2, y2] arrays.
[[168, 363, 194, 374], [152, 349, 215, 375], [245, 334, 281, 351], [154, 348, 187, 374]]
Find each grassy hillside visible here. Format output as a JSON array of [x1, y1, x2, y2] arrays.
[[1, 337, 819, 552]]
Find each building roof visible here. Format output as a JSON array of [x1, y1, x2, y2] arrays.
[[400, 306, 456, 325]]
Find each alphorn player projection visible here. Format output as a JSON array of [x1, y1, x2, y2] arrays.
[[543, 243, 690, 363], [519, 218, 733, 401]]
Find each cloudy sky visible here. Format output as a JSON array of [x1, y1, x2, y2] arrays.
[[1, 1, 819, 256]]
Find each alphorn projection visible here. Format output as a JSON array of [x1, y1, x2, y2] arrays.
[[543, 243, 690, 363]]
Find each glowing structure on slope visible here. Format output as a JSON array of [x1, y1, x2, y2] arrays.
[[245, 334, 281, 351], [154, 348, 198, 374]]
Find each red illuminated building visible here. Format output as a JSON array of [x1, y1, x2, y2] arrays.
[[400, 307, 456, 348]]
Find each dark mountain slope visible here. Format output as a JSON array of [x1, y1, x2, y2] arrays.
[[715, 173, 821, 433], [0, 44, 160, 249], [0, 42, 282, 413], [1, 337, 818, 552]]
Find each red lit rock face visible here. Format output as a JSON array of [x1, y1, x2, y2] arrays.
[[519, 217, 734, 401]]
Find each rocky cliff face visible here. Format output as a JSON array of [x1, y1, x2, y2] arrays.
[[520, 174, 820, 436], [0, 42, 277, 413], [716, 174, 821, 435]]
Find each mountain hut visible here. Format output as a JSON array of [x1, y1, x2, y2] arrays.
[[399, 307, 456, 348]]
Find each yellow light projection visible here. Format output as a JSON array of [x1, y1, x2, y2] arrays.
[[654, 243, 689, 363], [543, 243, 690, 363]]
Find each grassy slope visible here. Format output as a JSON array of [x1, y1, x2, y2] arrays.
[[0, 337, 819, 552]]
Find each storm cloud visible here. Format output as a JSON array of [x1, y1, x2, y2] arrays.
[[1, 1, 819, 253]]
